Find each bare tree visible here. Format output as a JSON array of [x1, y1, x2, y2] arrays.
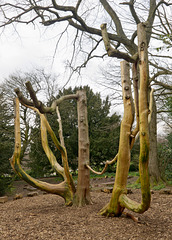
[[0, 1, 172, 218], [1, 0, 171, 183]]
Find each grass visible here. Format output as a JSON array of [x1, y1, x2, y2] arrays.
[[128, 171, 139, 177], [152, 183, 166, 190]]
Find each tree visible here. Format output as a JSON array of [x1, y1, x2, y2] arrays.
[[56, 86, 120, 170], [1, 69, 59, 171], [157, 95, 172, 181], [0, 89, 14, 196], [29, 86, 120, 175], [0, 0, 172, 217], [11, 23, 151, 217], [1, 0, 171, 183]]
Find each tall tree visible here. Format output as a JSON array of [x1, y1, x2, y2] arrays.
[[12, 23, 152, 217], [0, 0, 171, 183]]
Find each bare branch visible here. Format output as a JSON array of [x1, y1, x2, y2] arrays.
[[86, 154, 118, 175], [56, 106, 65, 148], [120, 0, 141, 24], [76, 0, 83, 12], [152, 79, 172, 91], [100, 0, 126, 38], [15, 81, 79, 114], [100, 23, 138, 63], [146, 0, 172, 44]]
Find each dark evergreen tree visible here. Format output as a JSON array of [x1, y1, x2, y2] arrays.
[[0, 90, 14, 196]]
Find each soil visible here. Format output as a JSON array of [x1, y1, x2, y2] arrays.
[[0, 176, 172, 240]]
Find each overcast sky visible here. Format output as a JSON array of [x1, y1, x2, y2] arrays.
[[0, 22, 109, 95]]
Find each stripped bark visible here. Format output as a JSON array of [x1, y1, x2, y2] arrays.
[[74, 90, 91, 206], [12, 86, 91, 207], [119, 23, 151, 213], [11, 98, 74, 206], [100, 23, 151, 216], [100, 60, 134, 216]]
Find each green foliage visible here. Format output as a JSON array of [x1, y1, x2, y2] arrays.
[[127, 182, 141, 189], [158, 132, 172, 181], [128, 171, 139, 177], [152, 183, 166, 190], [29, 126, 53, 177], [59, 86, 120, 171], [0, 90, 14, 196], [130, 140, 140, 171]]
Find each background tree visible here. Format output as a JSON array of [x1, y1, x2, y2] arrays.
[[0, 89, 14, 196], [157, 95, 172, 181]]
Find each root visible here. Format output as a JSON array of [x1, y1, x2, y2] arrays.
[[123, 212, 140, 223]]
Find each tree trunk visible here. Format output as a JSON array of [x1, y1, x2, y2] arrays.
[[74, 90, 91, 206], [100, 61, 134, 216], [149, 96, 162, 183], [100, 23, 151, 217]]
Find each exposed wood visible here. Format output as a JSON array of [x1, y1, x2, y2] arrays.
[[100, 23, 138, 63], [75, 90, 91, 206], [15, 82, 78, 114], [119, 22, 151, 213], [56, 106, 65, 148], [100, 60, 134, 216], [11, 98, 74, 205], [86, 154, 118, 175]]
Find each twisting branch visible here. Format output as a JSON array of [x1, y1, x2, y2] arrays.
[[86, 154, 118, 175], [15, 81, 79, 113], [11, 98, 75, 205], [100, 23, 138, 63]]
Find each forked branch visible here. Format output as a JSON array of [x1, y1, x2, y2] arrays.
[[100, 23, 138, 63], [11, 98, 75, 205], [15, 81, 78, 114]]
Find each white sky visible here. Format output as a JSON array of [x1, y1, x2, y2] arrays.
[[0, 23, 106, 92]]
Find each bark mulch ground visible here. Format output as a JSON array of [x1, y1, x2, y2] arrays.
[[0, 177, 171, 240]]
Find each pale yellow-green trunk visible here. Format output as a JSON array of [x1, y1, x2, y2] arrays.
[[100, 61, 134, 216], [11, 98, 75, 206], [100, 22, 151, 216]]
